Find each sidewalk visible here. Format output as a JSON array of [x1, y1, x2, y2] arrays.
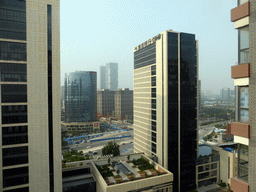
[[197, 184, 221, 192]]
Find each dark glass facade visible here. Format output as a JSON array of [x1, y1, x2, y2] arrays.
[[0, 0, 26, 41], [134, 43, 156, 69], [0, 1, 28, 190], [65, 71, 97, 122], [167, 32, 197, 191]]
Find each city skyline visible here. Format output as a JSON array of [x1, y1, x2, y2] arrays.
[[60, 0, 237, 94]]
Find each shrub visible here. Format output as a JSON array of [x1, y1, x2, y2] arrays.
[[218, 182, 227, 187]]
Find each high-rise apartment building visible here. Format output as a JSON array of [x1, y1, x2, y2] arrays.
[[106, 62, 118, 90], [230, 1, 255, 191], [0, 0, 62, 191], [220, 87, 231, 102], [133, 30, 198, 192], [97, 89, 115, 117], [100, 66, 106, 89], [115, 88, 133, 120], [64, 71, 97, 123]]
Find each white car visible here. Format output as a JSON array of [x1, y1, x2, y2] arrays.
[[87, 146, 91, 149], [93, 151, 98, 154]]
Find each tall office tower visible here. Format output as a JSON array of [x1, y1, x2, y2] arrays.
[[133, 30, 198, 192], [97, 89, 115, 117], [115, 88, 133, 120], [106, 62, 118, 90], [100, 66, 106, 89], [198, 80, 201, 111], [230, 1, 255, 191], [0, 0, 62, 191], [64, 71, 97, 123], [220, 87, 231, 102]]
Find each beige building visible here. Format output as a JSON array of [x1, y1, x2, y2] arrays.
[[0, 0, 62, 191], [91, 154, 173, 192], [230, 0, 256, 191], [115, 88, 133, 120], [211, 146, 237, 186], [133, 30, 198, 192]]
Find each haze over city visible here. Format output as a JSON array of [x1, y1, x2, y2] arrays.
[[60, 0, 237, 94]]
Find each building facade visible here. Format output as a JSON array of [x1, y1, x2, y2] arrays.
[[230, 0, 255, 191], [100, 66, 106, 90], [106, 62, 118, 90], [0, 0, 62, 191], [115, 88, 133, 120], [64, 71, 97, 123], [220, 87, 231, 102], [133, 30, 198, 192], [97, 89, 115, 117]]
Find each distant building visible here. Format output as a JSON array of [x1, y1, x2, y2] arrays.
[[100, 66, 107, 89], [64, 71, 97, 123], [226, 124, 233, 141], [61, 121, 104, 136], [220, 87, 231, 102], [106, 62, 118, 90], [202, 90, 212, 97], [115, 88, 133, 120], [97, 89, 115, 117]]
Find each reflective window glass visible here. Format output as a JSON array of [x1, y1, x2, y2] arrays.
[[238, 144, 248, 182], [240, 49, 249, 64], [239, 0, 249, 6], [239, 109, 249, 123], [239, 87, 249, 108], [240, 26, 249, 50]]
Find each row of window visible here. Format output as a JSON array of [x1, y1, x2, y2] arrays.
[[3, 166, 28, 188], [0, 30, 26, 41], [0, 52, 26, 61], [1, 84, 27, 103], [0, 0, 26, 11], [0, 9, 26, 21]]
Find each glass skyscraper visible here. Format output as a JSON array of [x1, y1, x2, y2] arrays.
[[65, 71, 97, 122]]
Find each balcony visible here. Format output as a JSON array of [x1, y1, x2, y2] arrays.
[[231, 2, 250, 22], [231, 122, 250, 138], [231, 63, 250, 79], [231, 177, 249, 192]]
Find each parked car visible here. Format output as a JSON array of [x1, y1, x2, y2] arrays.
[[88, 151, 92, 153], [87, 146, 91, 149], [93, 151, 98, 154]]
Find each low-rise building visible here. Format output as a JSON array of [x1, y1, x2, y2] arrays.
[[91, 154, 173, 192], [62, 122, 105, 136]]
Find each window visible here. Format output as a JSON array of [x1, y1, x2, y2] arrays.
[[239, 0, 249, 6], [239, 87, 249, 123], [2, 126, 28, 145], [152, 110, 156, 120], [2, 105, 27, 124], [151, 99, 156, 109], [238, 144, 248, 182], [1, 84, 27, 103], [152, 143, 156, 153], [239, 26, 249, 64], [151, 65, 156, 75], [152, 132, 156, 142], [152, 121, 156, 131], [3, 166, 29, 188], [151, 76, 156, 86], [152, 88, 156, 98], [2, 146, 28, 167]]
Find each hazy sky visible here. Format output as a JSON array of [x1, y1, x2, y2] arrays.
[[60, 0, 237, 94]]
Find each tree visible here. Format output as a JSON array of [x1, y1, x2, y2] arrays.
[[127, 155, 130, 161], [108, 157, 111, 165], [102, 141, 120, 156], [62, 139, 68, 147]]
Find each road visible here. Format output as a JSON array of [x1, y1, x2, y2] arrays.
[[67, 130, 134, 157], [198, 120, 227, 140]]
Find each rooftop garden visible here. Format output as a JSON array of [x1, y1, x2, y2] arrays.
[[96, 156, 167, 185], [62, 149, 84, 165]]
